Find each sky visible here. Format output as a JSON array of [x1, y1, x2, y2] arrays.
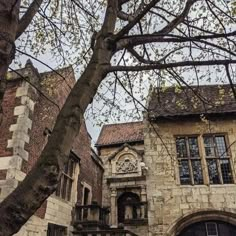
[[12, 0, 235, 144]]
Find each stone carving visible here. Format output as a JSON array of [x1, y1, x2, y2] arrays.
[[116, 154, 138, 173]]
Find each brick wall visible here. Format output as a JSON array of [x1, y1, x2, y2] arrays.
[[0, 63, 103, 235], [26, 65, 103, 215], [27, 66, 76, 172], [0, 80, 20, 157], [75, 123, 103, 205]]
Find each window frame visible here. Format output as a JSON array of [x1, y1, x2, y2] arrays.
[[205, 222, 218, 236], [47, 223, 67, 236], [175, 135, 204, 185], [203, 133, 234, 185], [55, 152, 78, 201]]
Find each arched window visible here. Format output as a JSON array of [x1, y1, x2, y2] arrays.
[[178, 221, 236, 236], [117, 192, 140, 223]]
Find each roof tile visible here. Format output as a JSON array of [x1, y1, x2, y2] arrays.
[[149, 84, 236, 119], [96, 121, 143, 147]]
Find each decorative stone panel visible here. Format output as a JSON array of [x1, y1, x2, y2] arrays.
[[116, 153, 138, 174], [111, 146, 143, 177]]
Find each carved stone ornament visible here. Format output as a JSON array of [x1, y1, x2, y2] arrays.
[[116, 154, 138, 173]]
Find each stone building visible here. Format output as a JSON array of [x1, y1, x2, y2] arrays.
[[96, 85, 236, 236], [95, 122, 148, 236], [1, 61, 236, 236], [0, 61, 103, 236]]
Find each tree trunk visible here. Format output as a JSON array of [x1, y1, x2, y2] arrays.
[[0, 0, 21, 123], [0, 1, 118, 235]]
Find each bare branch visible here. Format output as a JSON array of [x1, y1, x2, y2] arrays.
[[16, 0, 43, 39], [116, 32, 236, 57], [156, 0, 198, 35], [109, 60, 236, 72], [115, 0, 161, 40], [117, 11, 134, 22], [128, 46, 185, 64], [225, 64, 236, 100]]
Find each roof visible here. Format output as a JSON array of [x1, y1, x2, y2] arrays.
[[148, 84, 236, 119], [95, 121, 144, 147]]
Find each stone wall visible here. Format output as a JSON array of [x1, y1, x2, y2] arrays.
[[99, 143, 144, 207], [144, 118, 236, 236]]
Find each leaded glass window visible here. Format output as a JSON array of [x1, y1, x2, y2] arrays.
[[204, 135, 233, 184], [176, 136, 203, 185]]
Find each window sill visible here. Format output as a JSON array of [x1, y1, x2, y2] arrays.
[[178, 184, 235, 187]]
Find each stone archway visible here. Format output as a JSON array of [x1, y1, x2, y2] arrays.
[[166, 210, 236, 236], [178, 221, 236, 236]]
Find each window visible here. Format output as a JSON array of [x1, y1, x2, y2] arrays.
[[83, 187, 90, 205], [204, 135, 233, 184], [176, 136, 203, 185], [179, 221, 236, 236], [82, 187, 91, 219], [47, 223, 66, 236], [206, 222, 218, 236], [176, 134, 234, 185], [56, 156, 75, 201]]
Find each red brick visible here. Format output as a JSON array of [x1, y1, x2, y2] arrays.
[[0, 81, 21, 157]]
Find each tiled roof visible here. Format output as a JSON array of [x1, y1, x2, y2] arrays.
[[95, 121, 144, 147], [148, 84, 236, 119]]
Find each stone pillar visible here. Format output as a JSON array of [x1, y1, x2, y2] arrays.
[[141, 186, 147, 202], [110, 188, 117, 227]]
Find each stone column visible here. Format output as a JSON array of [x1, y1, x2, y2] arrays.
[[110, 188, 117, 227]]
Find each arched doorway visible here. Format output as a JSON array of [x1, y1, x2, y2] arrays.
[[178, 221, 236, 236], [166, 210, 236, 236], [117, 192, 140, 223]]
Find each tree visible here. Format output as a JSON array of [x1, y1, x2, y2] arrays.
[[0, 0, 235, 235]]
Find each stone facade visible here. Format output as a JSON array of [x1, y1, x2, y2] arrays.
[[145, 118, 236, 236], [99, 143, 148, 236], [96, 122, 149, 236]]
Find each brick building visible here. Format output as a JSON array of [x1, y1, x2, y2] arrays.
[[0, 61, 103, 236], [96, 85, 236, 236]]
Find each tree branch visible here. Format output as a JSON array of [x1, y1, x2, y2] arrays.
[[16, 0, 43, 39], [115, 0, 161, 40], [116, 32, 236, 57], [117, 11, 134, 21], [156, 0, 198, 35], [109, 60, 236, 72], [225, 64, 236, 100]]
